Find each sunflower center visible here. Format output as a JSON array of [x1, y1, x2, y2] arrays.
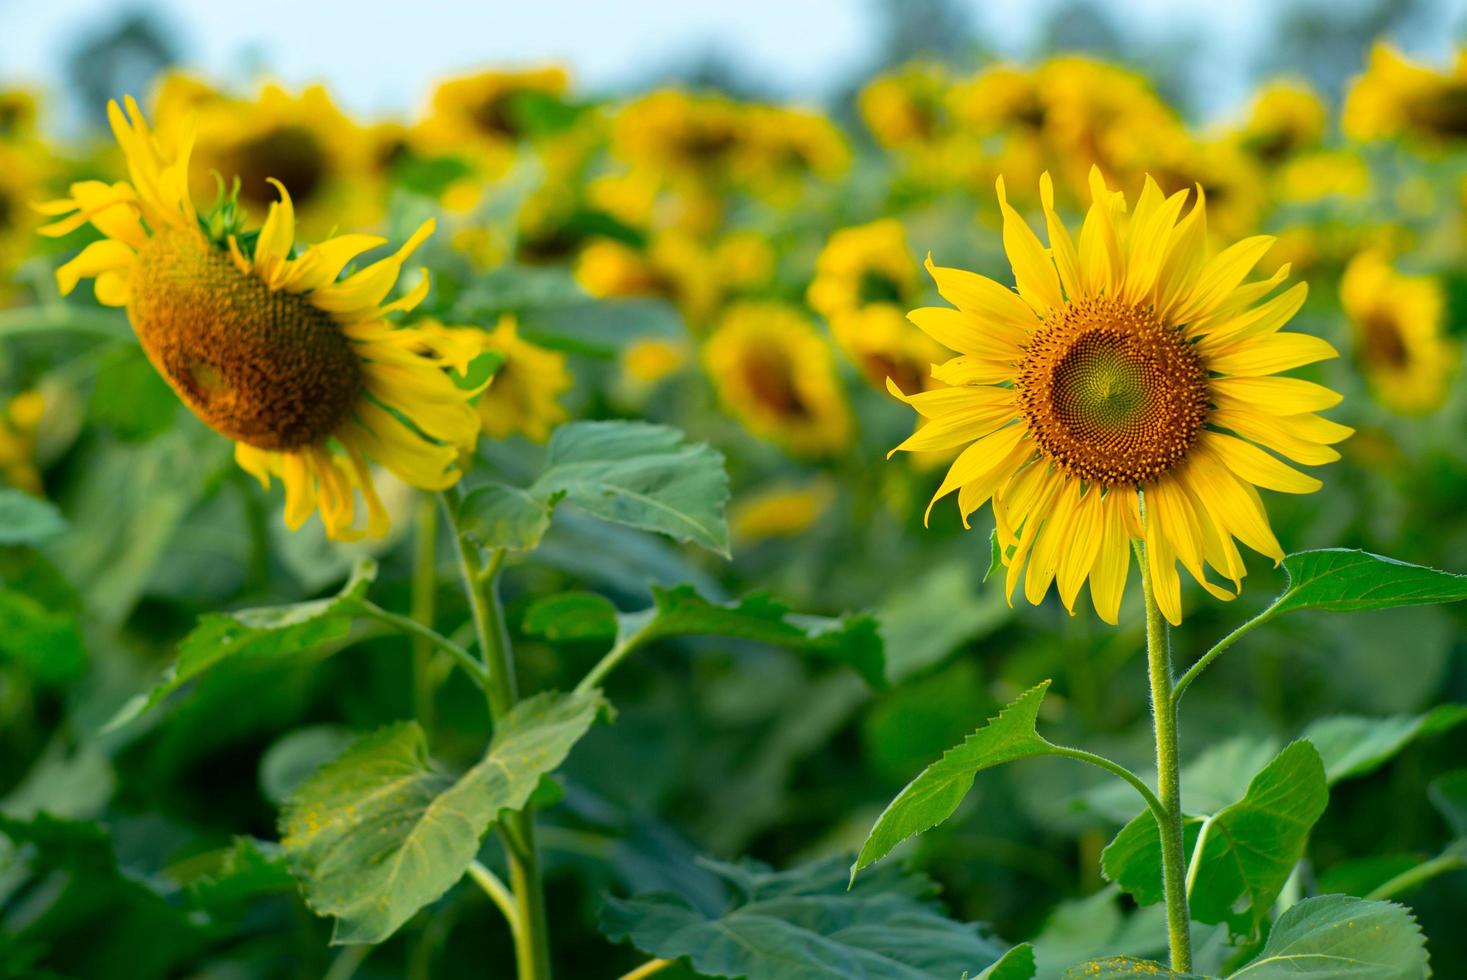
[[128, 229, 363, 451], [226, 125, 328, 210], [858, 269, 904, 306], [1408, 84, 1467, 138], [742, 349, 811, 419], [1018, 296, 1209, 487], [1361, 310, 1409, 368]]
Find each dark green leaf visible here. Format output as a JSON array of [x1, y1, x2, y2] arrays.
[[1303, 706, 1467, 783], [281, 689, 604, 943], [1266, 549, 1467, 617], [531, 421, 730, 557], [854, 682, 1059, 878], [521, 591, 618, 642], [458, 481, 556, 551], [1229, 895, 1428, 979], [1100, 814, 1203, 907], [600, 855, 1008, 979], [0, 488, 65, 545], [877, 560, 1011, 683], [1428, 769, 1467, 837], [0, 589, 85, 685], [89, 343, 177, 441], [1188, 741, 1329, 940], [104, 559, 377, 731], [184, 837, 294, 909]]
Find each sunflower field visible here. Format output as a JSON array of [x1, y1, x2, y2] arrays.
[[2, 8, 1467, 979]]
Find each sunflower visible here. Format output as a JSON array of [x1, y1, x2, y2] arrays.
[[735, 105, 849, 203], [612, 90, 750, 185], [1340, 250, 1454, 415], [0, 89, 39, 141], [831, 304, 947, 396], [0, 142, 46, 297], [1235, 79, 1328, 163], [891, 169, 1349, 625], [575, 231, 722, 330], [418, 67, 571, 170], [475, 315, 572, 442], [39, 98, 481, 540], [1344, 43, 1467, 144], [730, 478, 835, 542], [154, 76, 374, 237], [858, 62, 953, 151], [0, 390, 45, 494], [704, 301, 851, 457], [807, 219, 920, 323]]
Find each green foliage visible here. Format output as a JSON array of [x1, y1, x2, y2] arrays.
[[525, 583, 886, 686], [280, 689, 606, 943], [0, 487, 65, 544], [105, 559, 378, 730], [976, 943, 1037, 979], [600, 855, 1009, 979], [1232, 895, 1428, 979], [1264, 550, 1467, 617], [854, 682, 1063, 877], [1103, 741, 1329, 941], [459, 421, 730, 555], [1061, 959, 1203, 978], [88, 344, 177, 441]]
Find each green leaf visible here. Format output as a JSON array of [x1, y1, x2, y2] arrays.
[[975, 943, 1036, 979], [985, 528, 1003, 583], [184, 837, 294, 909], [281, 689, 604, 944], [531, 421, 730, 557], [599, 855, 1008, 979], [1265, 549, 1467, 617], [525, 584, 886, 687], [877, 560, 1011, 683], [1229, 895, 1428, 979], [0, 589, 85, 685], [0, 488, 65, 545], [1103, 741, 1328, 942], [1303, 706, 1467, 782], [458, 481, 556, 551], [854, 682, 1059, 878], [104, 559, 378, 731], [1062, 958, 1204, 979], [89, 343, 177, 441]]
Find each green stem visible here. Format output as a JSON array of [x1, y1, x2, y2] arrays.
[[618, 960, 675, 980], [1365, 850, 1467, 902], [468, 859, 523, 941], [442, 490, 552, 980], [1135, 539, 1193, 973], [411, 493, 440, 727], [321, 944, 372, 980], [574, 622, 654, 694], [1171, 612, 1271, 706], [1049, 745, 1167, 826], [0, 306, 131, 339], [357, 601, 486, 689]]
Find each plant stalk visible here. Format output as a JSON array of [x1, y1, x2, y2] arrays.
[[411, 492, 439, 728], [443, 491, 552, 980], [1135, 539, 1193, 972]]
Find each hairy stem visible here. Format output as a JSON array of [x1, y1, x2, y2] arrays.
[[411, 492, 440, 727], [443, 490, 552, 980], [1135, 539, 1193, 972]]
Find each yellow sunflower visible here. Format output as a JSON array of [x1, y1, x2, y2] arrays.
[[1344, 43, 1467, 144], [154, 76, 375, 237], [0, 390, 45, 494], [1340, 250, 1454, 415], [891, 169, 1349, 625], [418, 66, 571, 171], [475, 315, 572, 442], [0, 89, 40, 141], [807, 219, 920, 323], [0, 141, 46, 297], [1235, 79, 1328, 162], [830, 304, 947, 396], [575, 231, 721, 329], [703, 301, 851, 457], [39, 98, 481, 540], [858, 62, 952, 151]]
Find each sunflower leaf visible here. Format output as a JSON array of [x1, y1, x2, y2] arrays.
[[599, 854, 1009, 979], [975, 943, 1037, 979], [1061, 958, 1205, 979], [1265, 549, 1467, 618], [529, 420, 730, 557], [458, 481, 557, 551], [280, 689, 605, 944], [853, 681, 1060, 879], [102, 559, 378, 731], [0, 488, 66, 545], [1228, 895, 1428, 979]]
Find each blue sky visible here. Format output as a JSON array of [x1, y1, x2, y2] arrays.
[[1, 0, 1459, 126]]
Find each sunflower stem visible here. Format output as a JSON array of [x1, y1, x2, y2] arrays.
[[411, 493, 439, 728], [1134, 539, 1193, 973], [443, 490, 552, 980]]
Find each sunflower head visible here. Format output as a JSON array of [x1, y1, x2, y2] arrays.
[[808, 219, 919, 323], [1345, 43, 1467, 144], [40, 97, 482, 541], [891, 169, 1349, 625], [1340, 249, 1454, 415]]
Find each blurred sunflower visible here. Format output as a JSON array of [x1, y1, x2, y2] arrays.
[[417, 66, 571, 177], [575, 231, 722, 329], [1235, 79, 1328, 163], [1340, 250, 1454, 415], [1345, 43, 1467, 144], [0, 390, 45, 494], [704, 301, 851, 456], [730, 478, 835, 542], [0, 142, 46, 297], [155, 76, 375, 237], [1149, 138, 1267, 241], [893, 169, 1349, 624], [807, 219, 919, 323], [0, 89, 39, 141], [858, 62, 952, 151], [736, 105, 849, 202], [40, 98, 482, 540], [831, 304, 947, 396], [475, 315, 572, 442], [613, 89, 750, 185]]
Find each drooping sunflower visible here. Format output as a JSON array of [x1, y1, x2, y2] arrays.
[[704, 301, 851, 457], [891, 169, 1349, 625], [1344, 43, 1467, 144], [1340, 250, 1454, 415], [39, 98, 482, 540]]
